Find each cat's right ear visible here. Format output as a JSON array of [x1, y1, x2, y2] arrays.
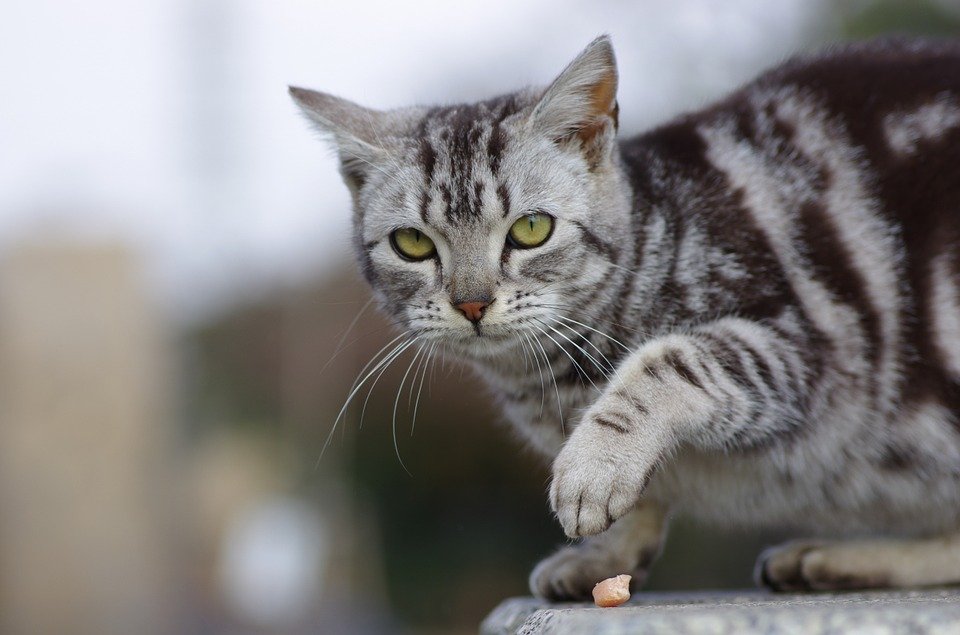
[[529, 35, 619, 168], [289, 87, 389, 191]]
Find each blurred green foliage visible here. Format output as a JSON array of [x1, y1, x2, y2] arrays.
[[841, 0, 960, 39]]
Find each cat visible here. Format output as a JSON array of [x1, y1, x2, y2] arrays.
[[290, 35, 960, 600]]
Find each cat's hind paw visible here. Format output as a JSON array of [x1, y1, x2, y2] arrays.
[[756, 540, 892, 591], [755, 541, 825, 591]]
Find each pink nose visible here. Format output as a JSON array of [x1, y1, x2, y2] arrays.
[[455, 300, 490, 323]]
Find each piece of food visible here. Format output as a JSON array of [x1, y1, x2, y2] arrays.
[[592, 574, 632, 607]]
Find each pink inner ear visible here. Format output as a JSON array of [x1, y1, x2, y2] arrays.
[[577, 73, 618, 148], [589, 74, 617, 119]]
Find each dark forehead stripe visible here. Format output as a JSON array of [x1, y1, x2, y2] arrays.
[[416, 94, 524, 223], [445, 105, 484, 222], [487, 94, 518, 175], [417, 111, 439, 223], [497, 183, 511, 217]]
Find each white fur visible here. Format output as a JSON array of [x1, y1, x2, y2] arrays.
[[930, 252, 960, 379], [883, 93, 960, 156]]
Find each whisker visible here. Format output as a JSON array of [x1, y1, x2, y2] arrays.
[[317, 321, 413, 380], [410, 341, 437, 437], [515, 332, 532, 373], [531, 319, 601, 394], [359, 338, 421, 429], [317, 336, 415, 466], [553, 320, 616, 372], [531, 300, 650, 339], [408, 339, 430, 410], [392, 341, 427, 476], [554, 314, 632, 352], [332, 297, 374, 352], [526, 327, 566, 437], [428, 342, 441, 397], [544, 319, 614, 381], [343, 331, 410, 405], [544, 320, 611, 374], [522, 332, 547, 418]]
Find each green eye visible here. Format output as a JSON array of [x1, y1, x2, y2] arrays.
[[508, 213, 554, 249], [390, 228, 436, 261]]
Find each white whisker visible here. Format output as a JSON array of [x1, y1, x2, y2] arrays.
[[554, 314, 632, 351], [317, 336, 416, 466], [522, 332, 547, 418], [527, 327, 566, 437], [531, 319, 601, 394], [411, 341, 437, 437], [543, 320, 612, 383], [392, 342, 428, 476]]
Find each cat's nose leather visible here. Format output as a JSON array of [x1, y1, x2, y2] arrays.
[[454, 300, 490, 323]]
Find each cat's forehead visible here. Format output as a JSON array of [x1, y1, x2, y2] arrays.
[[410, 93, 532, 227], [417, 93, 527, 149]]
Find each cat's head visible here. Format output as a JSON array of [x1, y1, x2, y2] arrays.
[[291, 36, 629, 359]]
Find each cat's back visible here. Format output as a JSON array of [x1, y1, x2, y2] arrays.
[[623, 37, 960, 168], [759, 37, 960, 108]]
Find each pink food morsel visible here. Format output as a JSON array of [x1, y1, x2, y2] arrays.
[[592, 574, 632, 607]]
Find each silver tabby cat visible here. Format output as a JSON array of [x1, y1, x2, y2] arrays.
[[291, 36, 960, 599]]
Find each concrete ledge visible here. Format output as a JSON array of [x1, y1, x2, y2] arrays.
[[481, 589, 960, 634]]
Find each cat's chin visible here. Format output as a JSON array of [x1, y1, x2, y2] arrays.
[[434, 329, 521, 359]]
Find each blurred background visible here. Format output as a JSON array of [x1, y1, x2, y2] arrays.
[[2, 1, 959, 633]]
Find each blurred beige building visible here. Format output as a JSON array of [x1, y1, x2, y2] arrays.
[[0, 242, 175, 635]]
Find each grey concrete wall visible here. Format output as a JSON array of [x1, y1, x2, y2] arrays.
[[482, 589, 960, 634]]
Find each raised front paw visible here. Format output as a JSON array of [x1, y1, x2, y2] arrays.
[[549, 404, 668, 538]]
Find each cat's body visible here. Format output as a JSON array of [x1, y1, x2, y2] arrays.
[[490, 38, 960, 537], [292, 36, 960, 597]]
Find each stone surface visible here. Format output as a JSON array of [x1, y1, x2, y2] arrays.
[[482, 588, 960, 634]]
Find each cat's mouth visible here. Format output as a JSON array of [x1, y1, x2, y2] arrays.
[[456, 326, 507, 342], [434, 323, 516, 350]]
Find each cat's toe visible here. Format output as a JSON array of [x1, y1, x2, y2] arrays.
[[755, 541, 823, 591]]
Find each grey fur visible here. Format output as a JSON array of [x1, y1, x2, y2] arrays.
[[291, 36, 960, 600]]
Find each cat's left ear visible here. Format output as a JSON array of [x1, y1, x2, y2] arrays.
[[289, 87, 390, 192], [530, 35, 619, 167]]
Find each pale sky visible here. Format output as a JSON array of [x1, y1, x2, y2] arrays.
[[0, 0, 832, 323]]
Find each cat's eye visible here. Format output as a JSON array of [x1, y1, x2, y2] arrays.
[[507, 213, 554, 249], [390, 228, 437, 261]]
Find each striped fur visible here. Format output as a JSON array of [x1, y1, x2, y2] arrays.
[[292, 36, 960, 599]]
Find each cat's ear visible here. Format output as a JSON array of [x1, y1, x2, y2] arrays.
[[530, 35, 619, 166], [289, 86, 390, 191]]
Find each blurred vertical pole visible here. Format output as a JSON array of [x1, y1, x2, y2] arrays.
[[180, 0, 248, 271], [0, 242, 175, 635]]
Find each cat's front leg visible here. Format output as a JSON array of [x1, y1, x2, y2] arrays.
[[551, 319, 808, 537]]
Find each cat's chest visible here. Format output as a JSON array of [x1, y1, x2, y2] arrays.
[[493, 376, 600, 458]]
